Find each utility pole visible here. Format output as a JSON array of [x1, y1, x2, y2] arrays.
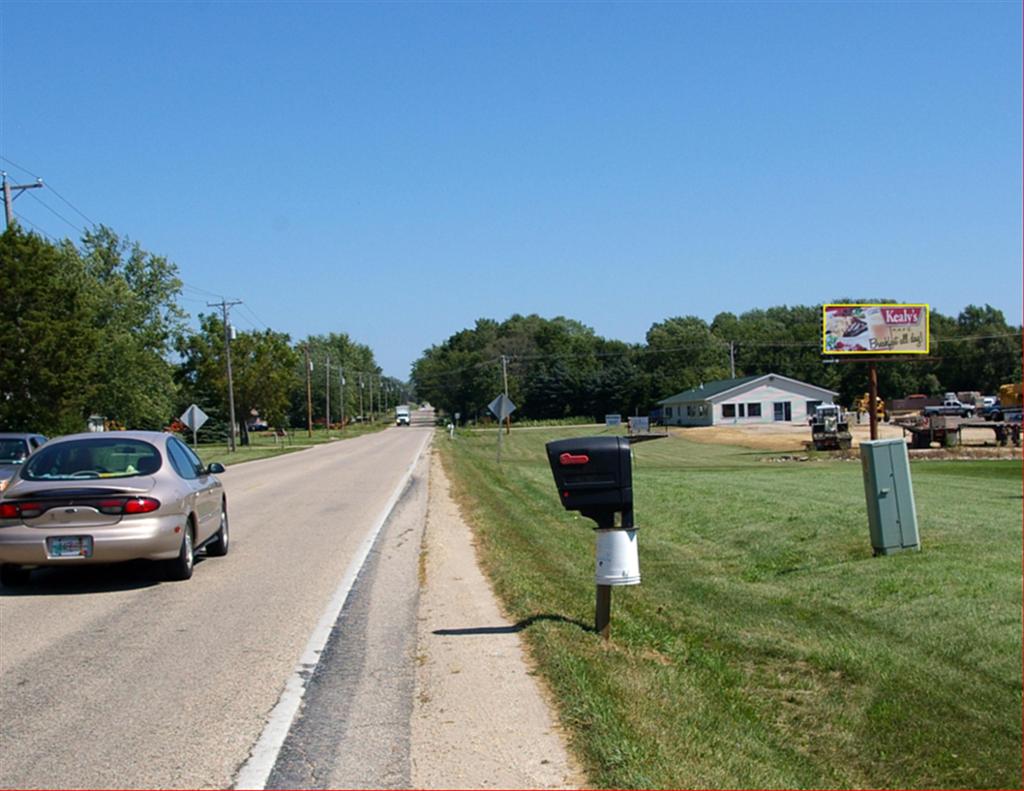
[[358, 374, 365, 422], [2, 172, 44, 229], [339, 367, 346, 430], [304, 346, 313, 438], [501, 355, 511, 435], [208, 299, 242, 452], [325, 355, 331, 439], [372, 372, 380, 424], [729, 341, 736, 379]]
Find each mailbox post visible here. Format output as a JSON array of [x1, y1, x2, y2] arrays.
[[546, 436, 648, 640]]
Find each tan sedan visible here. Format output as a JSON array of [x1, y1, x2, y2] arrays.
[[0, 431, 227, 586]]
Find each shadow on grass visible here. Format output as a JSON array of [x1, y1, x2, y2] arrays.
[[434, 612, 593, 636]]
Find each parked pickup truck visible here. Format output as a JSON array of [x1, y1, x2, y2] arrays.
[[922, 398, 975, 418]]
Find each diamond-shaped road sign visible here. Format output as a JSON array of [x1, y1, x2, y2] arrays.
[[180, 404, 209, 433], [488, 393, 517, 422]]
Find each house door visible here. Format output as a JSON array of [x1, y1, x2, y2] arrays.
[[773, 401, 792, 422]]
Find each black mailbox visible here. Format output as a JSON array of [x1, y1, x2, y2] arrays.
[[546, 436, 633, 529]]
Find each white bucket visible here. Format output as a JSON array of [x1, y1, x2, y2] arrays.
[[594, 529, 640, 586]]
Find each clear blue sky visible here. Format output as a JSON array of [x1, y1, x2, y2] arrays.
[[2, 1, 1020, 377]]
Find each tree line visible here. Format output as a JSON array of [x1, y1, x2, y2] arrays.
[[0, 225, 403, 438], [411, 307, 1022, 423]]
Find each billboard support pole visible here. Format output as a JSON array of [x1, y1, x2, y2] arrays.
[[868, 362, 879, 441]]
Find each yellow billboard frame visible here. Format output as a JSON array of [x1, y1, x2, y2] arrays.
[[822, 303, 930, 355]]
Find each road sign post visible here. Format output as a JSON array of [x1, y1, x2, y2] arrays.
[[180, 404, 209, 449], [488, 393, 517, 463]]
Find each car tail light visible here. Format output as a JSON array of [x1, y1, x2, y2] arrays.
[[96, 498, 125, 515], [123, 497, 160, 514], [97, 497, 160, 515], [0, 497, 160, 519], [0, 501, 44, 518]]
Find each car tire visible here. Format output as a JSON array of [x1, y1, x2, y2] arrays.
[[205, 503, 229, 557], [163, 524, 195, 581], [0, 563, 31, 587]]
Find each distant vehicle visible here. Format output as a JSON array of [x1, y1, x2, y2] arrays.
[[395, 405, 411, 426], [923, 395, 975, 418], [981, 402, 1004, 420], [0, 433, 48, 494], [0, 431, 228, 587]]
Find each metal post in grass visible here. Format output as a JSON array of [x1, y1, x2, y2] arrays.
[[595, 585, 612, 639]]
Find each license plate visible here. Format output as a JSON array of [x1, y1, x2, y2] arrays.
[[47, 536, 94, 558]]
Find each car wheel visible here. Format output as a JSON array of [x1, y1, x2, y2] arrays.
[[0, 564, 31, 587], [164, 524, 195, 581], [205, 502, 229, 557]]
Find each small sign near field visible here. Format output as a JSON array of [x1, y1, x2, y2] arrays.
[[628, 417, 649, 434], [605, 414, 622, 427]]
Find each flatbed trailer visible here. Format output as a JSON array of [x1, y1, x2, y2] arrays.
[[894, 415, 1021, 448]]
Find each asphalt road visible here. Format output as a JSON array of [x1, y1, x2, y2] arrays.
[[0, 422, 433, 790]]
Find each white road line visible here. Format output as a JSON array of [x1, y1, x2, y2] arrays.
[[232, 430, 433, 790]]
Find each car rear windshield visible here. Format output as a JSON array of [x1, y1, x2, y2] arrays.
[[22, 438, 162, 480], [0, 439, 30, 464]]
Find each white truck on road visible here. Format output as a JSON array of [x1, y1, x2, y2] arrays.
[[395, 405, 411, 426]]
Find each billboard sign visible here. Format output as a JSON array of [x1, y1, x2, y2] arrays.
[[823, 304, 929, 355]]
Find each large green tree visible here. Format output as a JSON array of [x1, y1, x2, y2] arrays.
[[0, 228, 99, 434], [0, 225, 184, 434], [78, 226, 185, 429], [177, 314, 300, 434]]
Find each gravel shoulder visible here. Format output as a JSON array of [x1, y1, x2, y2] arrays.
[[411, 450, 586, 790]]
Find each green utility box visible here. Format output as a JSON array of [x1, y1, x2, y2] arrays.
[[860, 439, 920, 556]]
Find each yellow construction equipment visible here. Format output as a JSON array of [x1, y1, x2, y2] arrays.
[[855, 392, 887, 422]]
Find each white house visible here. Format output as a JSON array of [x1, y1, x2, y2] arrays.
[[658, 373, 839, 427]]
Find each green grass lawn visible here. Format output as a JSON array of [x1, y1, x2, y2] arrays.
[[439, 426, 1023, 789], [193, 422, 388, 467]]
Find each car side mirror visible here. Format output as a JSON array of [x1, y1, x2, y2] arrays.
[[206, 462, 226, 474]]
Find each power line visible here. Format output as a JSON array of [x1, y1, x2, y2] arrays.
[[26, 190, 83, 234], [0, 155, 40, 181], [38, 181, 95, 227], [0, 157, 97, 227], [2, 171, 44, 229]]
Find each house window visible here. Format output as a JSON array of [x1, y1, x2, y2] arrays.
[[738, 404, 746, 418], [748, 403, 762, 417], [722, 404, 736, 418], [773, 401, 792, 421], [665, 407, 673, 418], [699, 404, 708, 417]]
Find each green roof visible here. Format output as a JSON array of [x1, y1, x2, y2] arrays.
[[658, 373, 838, 405], [658, 375, 762, 404]]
